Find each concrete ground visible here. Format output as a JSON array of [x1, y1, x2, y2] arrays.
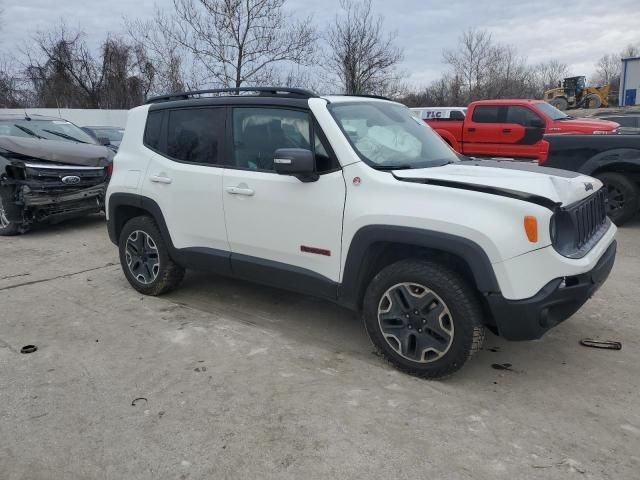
[[1, 216, 639, 480]]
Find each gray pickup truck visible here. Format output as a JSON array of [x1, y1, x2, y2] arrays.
[[543, 134, 640, 225]]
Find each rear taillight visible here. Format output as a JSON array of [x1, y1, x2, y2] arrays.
[[538, 140, 549, 165], [107, 162, 113, 177]]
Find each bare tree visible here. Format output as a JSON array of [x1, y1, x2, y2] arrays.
[[24, 23, 153, 108], [152, 0, 316, 89], [126, 12, 189, 95], [531, 59, 569, 94], [593, 43, 640, 90], [325, 0, 403, 95]]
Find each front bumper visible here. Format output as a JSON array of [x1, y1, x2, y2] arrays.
[[486, 240, 617, 340], [21, 183, 106, 222]]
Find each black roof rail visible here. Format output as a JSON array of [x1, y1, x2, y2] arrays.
[[145, 87, 319, 104]]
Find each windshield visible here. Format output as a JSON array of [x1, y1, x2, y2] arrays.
[[88, 127, 124, 142], [329, 102, 459, 169], [0, 118, 98, 144], [535, 102, 569, 121]]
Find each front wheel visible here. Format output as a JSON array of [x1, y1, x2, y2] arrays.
[[118, 216, 185, 295], [596, 172, 639, 226], [0, 196, 24, 236], [363, 259, 485, 379]]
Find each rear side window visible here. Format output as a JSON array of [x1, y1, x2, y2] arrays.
[[472, 106, 502, 123], [143, 111, 163, 150], [166, 108, 225, 164], [450, 110, 465, 120]]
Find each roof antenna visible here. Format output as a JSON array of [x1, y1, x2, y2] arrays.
[[24, 109, 31, 121]]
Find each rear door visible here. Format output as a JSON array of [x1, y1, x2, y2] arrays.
[[140, 107, 230, 257], [463, 105, 507, 157], [501, 106, 546, 159]]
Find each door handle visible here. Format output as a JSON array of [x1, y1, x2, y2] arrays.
[[502, 128, 512, 133], [149, 175, 172, 184], [467, 127, 476, 132], [225, 186, 255, 196]]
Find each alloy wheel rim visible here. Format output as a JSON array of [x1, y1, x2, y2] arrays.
[[607, 185, 625, 212], [125, 230, 160, 284], [377, 282, 454, 363]]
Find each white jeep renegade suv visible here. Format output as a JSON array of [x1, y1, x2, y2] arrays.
[[106, 87, 617, 378]]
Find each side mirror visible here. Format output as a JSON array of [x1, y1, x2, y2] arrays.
[[273, 148, 318, 182], [530, 118, 545, 129], [98, 137, 111, 146]]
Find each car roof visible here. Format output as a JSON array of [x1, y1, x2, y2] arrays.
[[470, 99, 541, 106]]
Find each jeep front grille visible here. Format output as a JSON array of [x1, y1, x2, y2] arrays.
[[552, 188, 609, 259], [571, 188, 608, 249]]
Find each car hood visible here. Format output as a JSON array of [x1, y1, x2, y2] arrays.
[[392, 159, 601, 207], [552, 117, 619, 131], [0, 135, 113, 167]]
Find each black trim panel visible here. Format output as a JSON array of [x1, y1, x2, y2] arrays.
[[393, 174, 559, 209], [338, 225, 500, 309]]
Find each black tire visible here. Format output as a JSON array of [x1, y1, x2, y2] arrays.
[[118, 215, 185, 295], [363, 259, 485, 379], [550, 97, 569, 111], [584, 94, 602, 109], [596, 172, 639, 226], [0, 196, 24, 236]]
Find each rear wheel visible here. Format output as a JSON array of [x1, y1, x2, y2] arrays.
[[549, 97, 569, 111], [363, 259, 485, 379], [119, 216, 185, 295], [596, 172, 639, 226]]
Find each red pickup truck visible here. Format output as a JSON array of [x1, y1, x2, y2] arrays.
[[425, 99, 619, 161]]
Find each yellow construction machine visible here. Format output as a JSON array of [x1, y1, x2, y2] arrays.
[[544, 76, 610, 110]]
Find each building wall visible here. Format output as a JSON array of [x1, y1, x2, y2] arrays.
[[0, 108, 129, 128], [620, 58, 640, 106]]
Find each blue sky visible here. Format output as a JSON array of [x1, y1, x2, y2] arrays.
[[2, 0, 639, 87]]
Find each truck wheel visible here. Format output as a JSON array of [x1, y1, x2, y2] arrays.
[[584, 94, 602, 109], [0, 196, 23, 236], [119, 216, 185, 295], [363, 259, 485, 379], [550, 97, 569, 111], [597, 172, 639, 226]]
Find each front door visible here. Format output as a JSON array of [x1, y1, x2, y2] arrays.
[[464, 105, 507, 157], [222, 106, 345, 297]]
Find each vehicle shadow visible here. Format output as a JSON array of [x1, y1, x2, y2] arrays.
[[25, 213, 106, 237]]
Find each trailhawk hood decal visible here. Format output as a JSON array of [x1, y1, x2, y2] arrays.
[[0, 135, 113, 167], [392, 159, 601, 207]]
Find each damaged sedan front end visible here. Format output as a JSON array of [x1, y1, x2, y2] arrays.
[[0, 135, 113, 235]]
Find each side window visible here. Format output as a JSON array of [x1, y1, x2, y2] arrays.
[[506, 106, 543, 127], [143, 110, 164, 150], [472, 106, 501, 123], [165, 108, 225, 164], [450, 110, 465, 120], [232, 108, 310, 171]]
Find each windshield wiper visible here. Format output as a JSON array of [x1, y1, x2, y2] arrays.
[[14, 124, 45, 139], [42, 129, 88, 144], [374, 164, 414, 170]]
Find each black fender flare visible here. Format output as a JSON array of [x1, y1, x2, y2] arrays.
[[579, 149, 640, 176], [107, 192, 174, 247], [338, 225, 500, 309]]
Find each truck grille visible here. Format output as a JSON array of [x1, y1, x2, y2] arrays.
[[570, 188, 608, 249], [24, 164, 107, 190]]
